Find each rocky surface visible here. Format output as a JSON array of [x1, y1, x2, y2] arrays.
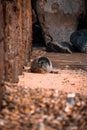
[[70, 29, 87, 53], [36, 0, 85, 44], [46, 41, 73, 53], [0, 83, 87, 130]]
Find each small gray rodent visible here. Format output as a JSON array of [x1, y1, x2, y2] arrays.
[[30, 56, 57, 73]]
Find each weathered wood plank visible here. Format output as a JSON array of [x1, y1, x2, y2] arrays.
[[0, 0, 32, 83], [0, 2, 5, 109], [22, 0, 32, 65], [0, 2, 5, 84]]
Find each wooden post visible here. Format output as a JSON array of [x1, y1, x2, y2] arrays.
[[0, 1, 5, 84], [0, 1, 5, 109], [22, 0, 32, 65], [0, 0, 32, 83]]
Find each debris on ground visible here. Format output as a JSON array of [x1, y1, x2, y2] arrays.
[[0, 83, 87, 130]]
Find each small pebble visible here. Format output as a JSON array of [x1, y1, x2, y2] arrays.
[[67, 93, 76, 98], [0, 84, 86, 130]]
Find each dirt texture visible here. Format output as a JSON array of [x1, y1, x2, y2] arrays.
[[18, 69, 87, 96], [0, 48, 87, 130], [18, 47, 87, 96], [0, 83, 87, 130]]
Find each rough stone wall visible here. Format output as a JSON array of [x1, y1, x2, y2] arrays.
[[0, 0, 32, 83], [36, 0, 85, 44]]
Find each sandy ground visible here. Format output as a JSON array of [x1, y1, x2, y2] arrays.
[[18, 47, 87, 96], [18, 69, 87, 95], [1, 47, 87, 130]]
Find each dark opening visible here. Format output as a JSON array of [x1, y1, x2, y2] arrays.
[[77, 13, 87, 30], [32, 21, 46, 47], [77, 0, 87, 30], [31, 0, 46, 47]]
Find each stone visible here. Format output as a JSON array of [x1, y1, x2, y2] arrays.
[[36, 0, 85, 48], [67, 98, 75, 105], [46, 41, 73, 53], [70, 29, 87, 53], [0, 85, 87, 130], [67, 93, 76, 98]]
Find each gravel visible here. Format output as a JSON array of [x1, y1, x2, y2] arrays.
[[0, 83, 87, 130]]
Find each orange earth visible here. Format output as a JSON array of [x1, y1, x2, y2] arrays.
[[18, 47, 87, 96]]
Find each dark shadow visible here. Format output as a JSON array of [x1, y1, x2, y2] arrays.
[[32, 21, 46, 47], [77, 13, 87, 30], [31, 0, 46, 47]]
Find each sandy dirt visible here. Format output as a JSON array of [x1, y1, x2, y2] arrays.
[[18, 69, 87, 95], [1, 47, 87, 130], [18, 47, 87, 96]]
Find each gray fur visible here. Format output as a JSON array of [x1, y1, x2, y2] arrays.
[[31, 56, 53, 73]]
